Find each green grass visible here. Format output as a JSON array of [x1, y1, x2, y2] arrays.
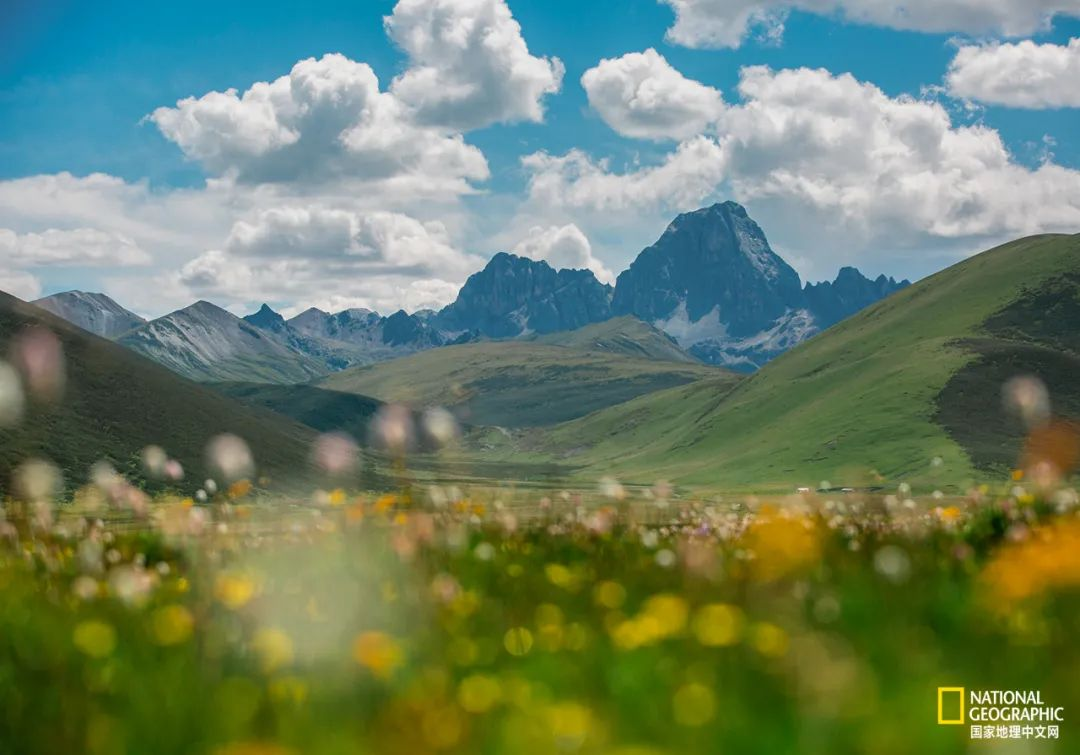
[[523, 234, 1080, 491], [2, 485, 1079, 754], [530, 316, 699, 364], [320, 335, 732, 429], [209, 382, 384, 442], [0, 294, 316, 493]]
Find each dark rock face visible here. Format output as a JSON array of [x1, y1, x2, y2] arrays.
[[435, 253, 613, 338], [382, 309, 444, 348], [804, 267, 910, 328], [607, 201, 909, 370], [243, 304, 287, 333], [613, 202, 804, 337]]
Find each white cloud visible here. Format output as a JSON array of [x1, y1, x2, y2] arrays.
[[385, 0, 564, 130], [523, 136, 727, 212], [0, 169, 487, 316], [149, 53, 489, 189], [581, 49, 725, 140], [0, 227, 150, 302], [512, 224, 615, 283], [0, 228, 151, 267], [178, 207, 483, 313], [0, 269, 41, 301], [529, 63, 1080, 269], [946, 38, 1080, 108], [660, 0, 1080, 49]]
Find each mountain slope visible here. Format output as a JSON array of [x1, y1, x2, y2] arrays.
[[0, 292, 314, 491], [611, 202, 907, 370], [320, 337, 731, 428], [120, 301, 328, 383], [533, 234, 1080, 490], [210, 383, 383, 442], [33, 291, 146, 338], [531, 316, 699, 364]]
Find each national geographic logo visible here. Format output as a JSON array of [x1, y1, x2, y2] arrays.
[[938, 687, 965, 725], [938, 687, 1063, 741]]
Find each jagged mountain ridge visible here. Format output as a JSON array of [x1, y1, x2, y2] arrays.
[[33, 201, 908, 380], [119, 301, 328, 383], [434, 252, 614, 339]]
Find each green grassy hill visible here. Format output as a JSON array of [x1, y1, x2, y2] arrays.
[[0, 293, 315, 493], [320, 334, 731, 428], [530, 316, 699, 363], [526, 234, 1080, 491], [210, 382, 383, 441]]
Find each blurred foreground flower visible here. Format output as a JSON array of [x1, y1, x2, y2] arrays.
[[421, 406, 459, 448], [742, 508, 821, 582], [370, 404, 414, 456], [352, 631, 403, 679], [216, 573, 257, 610], [151, 605, 194, 646], [207, 434, 255, 483], [311, 432, 359, 476], [13, 458, 61, 503], [981, 518, 1080, 611], [0, 360, 24, 427], [73, 620, 117, 658], [11, 326, 65, 402], [1003, 375, 1050, 429]]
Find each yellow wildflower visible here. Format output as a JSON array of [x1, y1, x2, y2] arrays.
[[352, 631, 404, 679], [74, 620, 116, 658]]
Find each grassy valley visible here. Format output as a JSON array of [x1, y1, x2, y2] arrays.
[[519, 234, 1080, 490], [321, 318, 733, 428]]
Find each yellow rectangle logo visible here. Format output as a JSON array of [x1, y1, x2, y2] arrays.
[[938, 687, 965, 725]]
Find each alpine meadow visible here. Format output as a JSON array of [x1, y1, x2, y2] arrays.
[[1, 1, 1080, 754]]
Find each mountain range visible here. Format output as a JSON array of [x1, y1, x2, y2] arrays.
[[527, 232, 1080, 489], [0, 291, 317, 492], [4, 227, 1077, 493], [31, 201, 908, 381]]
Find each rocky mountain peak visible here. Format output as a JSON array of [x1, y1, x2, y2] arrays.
[[244, 303, 287, 332], [32, 290, 146, 339], [612, 200, 803, 338], [435, 253, 613, 338]]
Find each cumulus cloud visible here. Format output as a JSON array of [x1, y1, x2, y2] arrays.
[[0, 269, 41, 301], [0, 168, 487, 315], [946, 38, 1080, 108], [523, 136, 727, 212], [0, 228, 151, 267], [0, 227, 150, 301], [581, 49, 725, 140], [529, 63, 1080, 258], [512, 224, 615, 283], [178, 207, 483, 313], [150, 53, 489, 189], [660, 0, 1080, 49], [386, 0, 564, 130]]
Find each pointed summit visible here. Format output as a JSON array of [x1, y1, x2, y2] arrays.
[[611, 201, 907, 370], [244, 303, 286, 333], [612, 200, 803, 338]]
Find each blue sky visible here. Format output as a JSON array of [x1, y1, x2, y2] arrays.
[[1, 0, 1078, 316]]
